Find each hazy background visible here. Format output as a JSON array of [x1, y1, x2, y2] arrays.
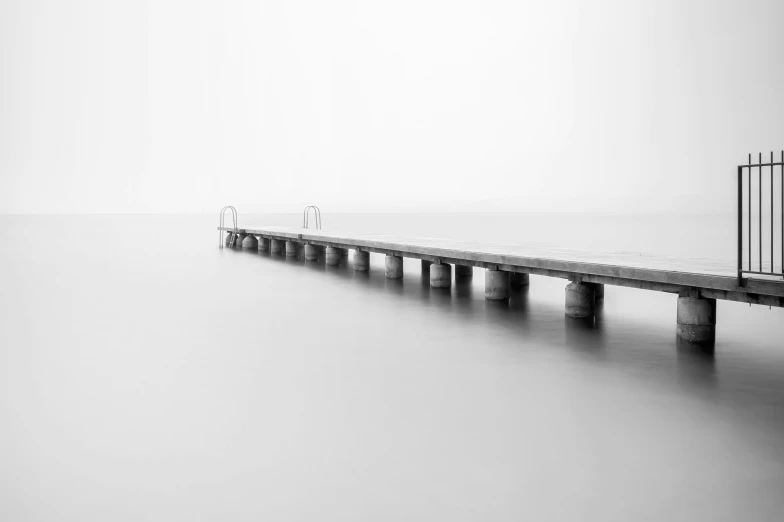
[[2, 0, 783, 214]]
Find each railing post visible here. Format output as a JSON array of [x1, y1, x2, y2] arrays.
[[738, 165, 743, 286]]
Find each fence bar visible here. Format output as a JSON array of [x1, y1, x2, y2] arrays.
[[738, 165, 743, 285], [772, 152, 775, 274], [737, 161, 784, 168]]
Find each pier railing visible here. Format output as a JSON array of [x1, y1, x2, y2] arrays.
[[738, 151, 784, 285]]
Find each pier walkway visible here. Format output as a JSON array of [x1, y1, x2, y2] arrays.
[[218, 224, 784, 345]]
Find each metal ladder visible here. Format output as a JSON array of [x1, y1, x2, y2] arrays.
[[219, 206, 239, 248], [303, 205, 322, 230]]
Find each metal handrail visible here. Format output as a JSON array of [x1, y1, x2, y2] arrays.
[[219, 206, 238, 248], [303, 205, 322, 230]]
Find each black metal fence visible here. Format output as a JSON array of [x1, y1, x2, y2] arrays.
[[738, 151, 784, 285]]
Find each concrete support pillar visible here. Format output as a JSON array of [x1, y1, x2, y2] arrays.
[[270, 239, 284, 255], [325, 247, 342, 266], [421, 259, 432, 271], [285, 241, 299, 257], [430, 263, 452, 288], [677, 296, 716, 344], [385, 255, 403, 279], [304, 244, 319, 261], [455, 264, 473, 280], [565, 282, 596, 318], [354, 250, 370, 271], [485, 269, 510, 300], [241, 234, 258, 249], [510, 272, 530, 289], [594, 283, 605, 301], [333, 248, 347, 261], [234, 233, 247, 247], [258, 237, 270, 252]]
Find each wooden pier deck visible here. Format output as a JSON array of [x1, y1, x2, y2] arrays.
[[219, 225, 784, 308]]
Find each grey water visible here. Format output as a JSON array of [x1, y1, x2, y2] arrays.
[[1, 213, 783, 521]]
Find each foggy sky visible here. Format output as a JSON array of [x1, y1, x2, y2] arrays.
[[2, 0, 783, 214]]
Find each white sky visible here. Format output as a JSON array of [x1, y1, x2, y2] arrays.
[[1, 0, 783, 214]]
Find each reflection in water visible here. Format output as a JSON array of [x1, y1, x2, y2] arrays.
[[676, 338, 718, 394], [508, 287, 530, 312], [383, 276, 405, 297]]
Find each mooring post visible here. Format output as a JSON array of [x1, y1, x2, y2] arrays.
[[270, 239, 284, 255], [485, 269, 510, 300], [325, 247, 341, 266], [353, 250, 370, 271], [565, 281, 596, 317], [233, 232, 247, 247], [304, 244, 319, 261], [337, 248, 349, 260], [241, 234, 258, 249], [385, 255, 403, 279], [430, 262, 452, 288], [676, 295, 716, 344], [258, 237, 270, 252]]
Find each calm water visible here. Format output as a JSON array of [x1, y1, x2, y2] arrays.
[[1, 213, 783, 521]]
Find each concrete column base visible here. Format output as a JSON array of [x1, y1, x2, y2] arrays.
[[455, 264, 473, 280], [270, 239, 284, 255], [234, 233, 247, 247], [594, 283, 605, 302], [677, 296, 716, 344], [385, 255, 403, 279], [258, 237, 270, 252], [304, 244, 319, 261], [354, 250, 370, 271], [565, 281, 596, 317], [510, 272, 530, 289], [241, 234, 258, 249], [430, 263, 452, 288], [325, 247, 341, 266], [485, 269, 510, 300], [285, 241, 299, 257]]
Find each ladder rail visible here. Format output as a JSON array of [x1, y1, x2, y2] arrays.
[[219, 206, 238, 248], [303, 205, 322, 230]]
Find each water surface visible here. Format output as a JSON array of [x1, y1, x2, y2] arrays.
[[1, 213, 783, 521]]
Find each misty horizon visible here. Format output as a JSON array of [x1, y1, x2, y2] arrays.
[[3, 0, 784, 215]]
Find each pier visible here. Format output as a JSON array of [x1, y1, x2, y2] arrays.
[[218, 221, 784, 346]]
